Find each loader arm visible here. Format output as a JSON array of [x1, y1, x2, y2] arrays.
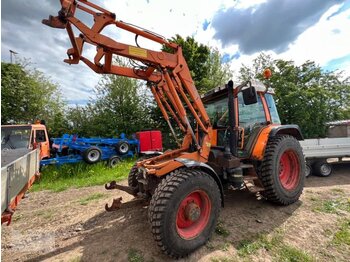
[[43, 0, 212, 176]]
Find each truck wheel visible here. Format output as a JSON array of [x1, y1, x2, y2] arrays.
[[116, 141, 129, 155], [108, 156, 121, 168], [82, 146, 102, 164], [313, 160, 332, 177], [128, 162, 139, 187], [260, 135, 305, 205], [305, 163, 312, 177], [148, 168, 221, 258]]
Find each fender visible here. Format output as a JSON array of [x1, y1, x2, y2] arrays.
[[251, 124, 304, 160], [174, 158, 225, 207], [269, 124, 304, 140]]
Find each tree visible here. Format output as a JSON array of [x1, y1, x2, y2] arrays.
[[1, 61, 67, 136], [81, 59, 154, 137], [239, 54, 350, 138], [164, 35, 233, 93]]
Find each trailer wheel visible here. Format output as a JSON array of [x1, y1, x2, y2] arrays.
[[305, 163, 312, 177], [108, 156, 121, 168], [313, 160, 332, 177], [82, 146, 102, 164], [259, 135, 305, 205], [116, 141, 129, 155], [148, 168, 221, 258]]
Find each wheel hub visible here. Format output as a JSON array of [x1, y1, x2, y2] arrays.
[[184, 202, 201, 222]]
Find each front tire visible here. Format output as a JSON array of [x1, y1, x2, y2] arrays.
[[82, 146, 102, 164], [148, 168, 221, 258], [260, 135, 305, 205]]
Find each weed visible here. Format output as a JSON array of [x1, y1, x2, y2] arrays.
[[128, 248, 144, 262], [220, 242, 231, 252], [206, 240, 215, 250], [332, 219, 350, 246], [79, 193, 106, 205], [32, 159, 135, 192], [215, 221, 230, 237], [278, 244, 314, 262]]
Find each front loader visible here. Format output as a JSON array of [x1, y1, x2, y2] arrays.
[[43, 1, 305, 258]]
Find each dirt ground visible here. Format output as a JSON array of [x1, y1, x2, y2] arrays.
[[1, 163, 350, 262]]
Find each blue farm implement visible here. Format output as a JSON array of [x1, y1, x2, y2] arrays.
[[40, 133, 138, 167], [40, 130, 163, 167]]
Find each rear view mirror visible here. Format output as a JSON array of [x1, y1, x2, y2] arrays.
[[242, 86, 258, 105]]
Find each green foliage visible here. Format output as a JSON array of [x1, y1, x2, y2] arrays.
[[239, 53, 350, 138], [312, 198, 350, 214], [278, 244, 314, 262], [32, 160, 134, 192], [65, 58, 154, 138], [164, 34, 233, 93], [215, 221, 230, 237], [332, 219, 350, 246], [1, 61, 67, 136], [127, 248, 144, 262]]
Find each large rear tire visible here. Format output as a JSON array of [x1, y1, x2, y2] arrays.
[[148, 168, 221, 258], [260, 135, 305, 205]]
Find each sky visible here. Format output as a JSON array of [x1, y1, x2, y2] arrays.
[[1, 0, 350, 105]]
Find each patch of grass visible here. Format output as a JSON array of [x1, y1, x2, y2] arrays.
[[332, 219, 350, 246], [278, 244, 314, 262], [68, 257, 81, 262], [312, 198, 350, 214], [128, 248, 144, 262], [32, 159, 135, 192], [237, 234, 273, 257], [79, 193, 106, 205], [215, 221, 230, 237]]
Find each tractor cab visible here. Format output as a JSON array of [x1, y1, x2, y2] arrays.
[[1, 124, 50, 159], [202, 80, 281, 158]]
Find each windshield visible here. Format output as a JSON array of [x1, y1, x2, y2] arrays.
[[1, 126, 31, 149]]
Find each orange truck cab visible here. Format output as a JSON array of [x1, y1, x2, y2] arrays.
[[1, 124, 50, 159]]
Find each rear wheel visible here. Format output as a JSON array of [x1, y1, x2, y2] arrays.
[[108, 156, 121, 168], [148, 168, 221, 258], [313, 160, 332, 177], [260, 135, 305, 205]]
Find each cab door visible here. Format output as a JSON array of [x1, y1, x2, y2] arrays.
[[237, 93, 268, 157], [32, 126, 50, 159]]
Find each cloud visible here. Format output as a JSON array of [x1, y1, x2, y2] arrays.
[[211, 0, 343, 54], [1, 0, 100, 104]]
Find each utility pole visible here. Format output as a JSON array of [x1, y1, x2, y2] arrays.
[[9, 50, 18, 63]]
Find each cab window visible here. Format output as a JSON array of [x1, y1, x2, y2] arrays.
[[238, 93, 266, 129], [36, 130, 47, 143]]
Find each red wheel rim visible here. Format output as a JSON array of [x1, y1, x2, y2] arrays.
[[279, 150, 300, 190], [176, 190, 211, 240]]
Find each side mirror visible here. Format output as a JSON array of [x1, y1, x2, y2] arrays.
[[242, 86, 258, 105]]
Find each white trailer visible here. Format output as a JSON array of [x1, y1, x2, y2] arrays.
[[300, 137, 350, 177], [1, 148, 40, 225]]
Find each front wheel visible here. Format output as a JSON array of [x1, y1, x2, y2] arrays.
[[313, 160, 332, 177], [259, 135, 305, 205], [148, 168, 221, 258]]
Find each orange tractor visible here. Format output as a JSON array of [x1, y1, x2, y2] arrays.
[[43, 1, 305, 257]]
